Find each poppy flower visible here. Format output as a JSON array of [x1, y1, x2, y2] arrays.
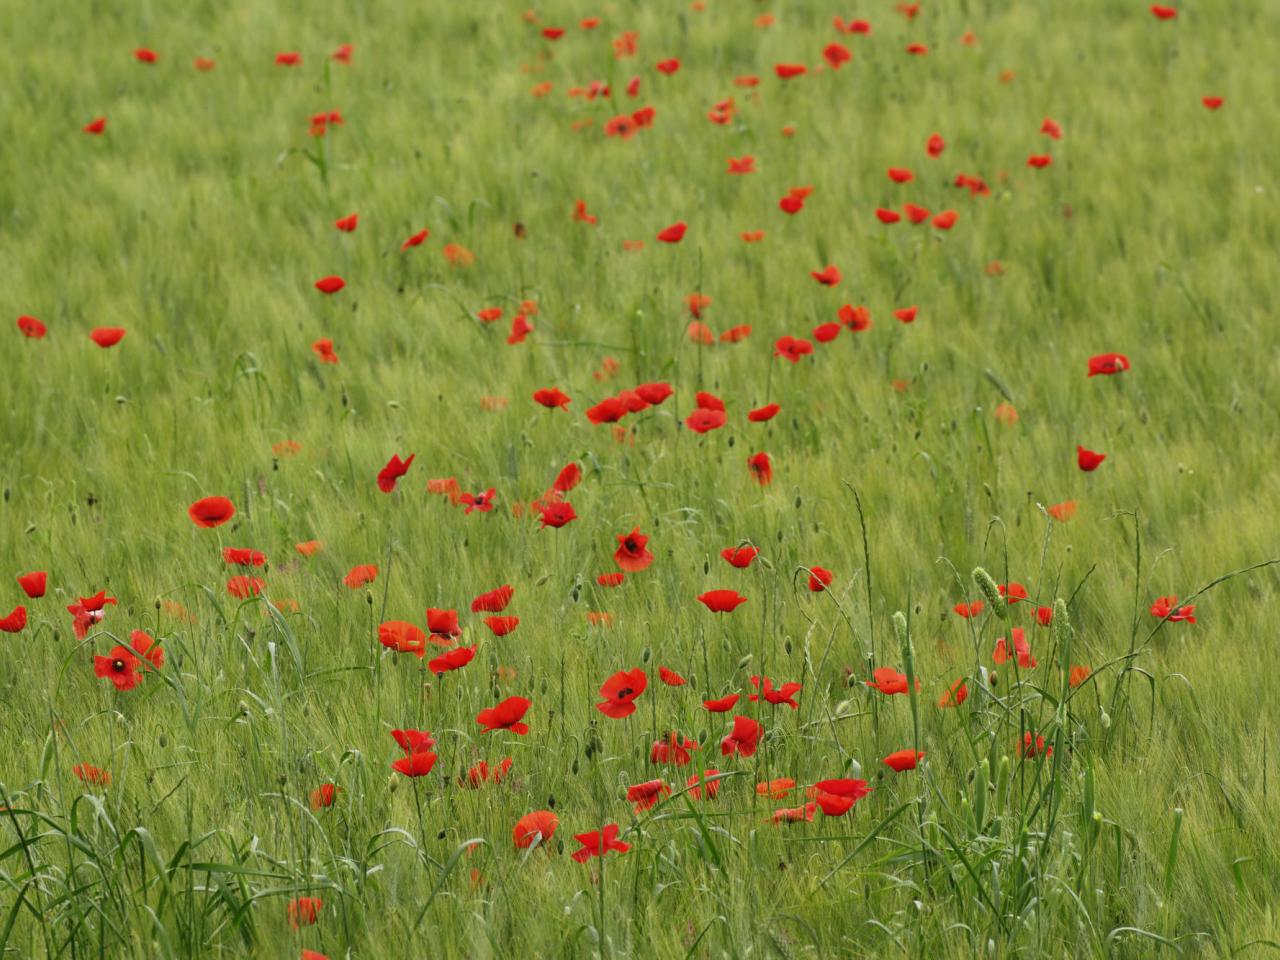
[[424, 608, 460, 640], [334, 213, 358, 232], [932, 210, 958, 230], [1041, 117, 1063, 139], [614, 528, 653, 572], [685, 408, 727, 433], [343, 564, 378, 589], [1020, 731, 1053, 758], [477, 696, 532, 734], [571, 824, 631, 862], [807, 567, 834, 592], [839, 304, 872, 331], [471, 585, 513, 613], [747, 452, 773, 485], [823, 42, 852, 68], [635, 382, 673, 405], [905, 42, 929, 54], [604, 114, 639, 139], [650, 731, 698, 765], [0, 606, 28, 633], [1068, 665, 1092, 688], [703, 692, 741, 712], [698, 590, 747, 613], [379, 621, 427, 657], [779, 194, 805, 215], [460, 488, 496, 513], [658, 666, 686, 687], [1151, 595, 1196, 623], [721, 715, 763, 757], [993, 627, 1037, 668], [129, 633, 162, 672], [1077, 446, 1106, 472], [893, 306, 919, 324], [597, 572, 625, 587], [597, 668, 647, 718], [17, 315, 46, 338], [275, 52, 301, 66], [507, 314, 533, 345], [740, 231, 765, 243], [1202, 96, 1223, 110], [865, 667, 913, 695], [774, 63, 807, 79], [295, 540, 323, 557], [926, 133, 945, 157], [813, 778, 871, 816], [429, 645, 476, 674], [221, 548, 266, 567], [311, 338, 339, 364], [999, 582, 1029, 604], [461, 757, 513, 788], [720, 546, 759, 569], [94, 645, 142, 691], [392, 751, 438, 777], [1150, 4, 1176, 18], [749, 675, 802, 709], [656, 221, 687, 243], [1027, 154, 1052, 169], [627, 779, 671, 811], [694, 391, 724, 412], [73, 763, 111, 786], [287, 897, 322, 930], [1087, 353, 1130, 376], [554, 463, 582, 492], [809, 321, 840, 343], [687, 769, 722, 800], [1046, 500, 1078, 523], [484, 616, 520, 637], [655, 57, 680, 75], [512, 810, 558, 848], [726, 156, 755, 175], [16, 571, 46, 598], [811, 265, 841, 287], [226, 576, 264, 599], [188, 496, 235, 528], [391, 729, 437, 755], [132, 47, 159, 63], [332, 42, 354, 63], [83, 117, 107, 135], [310, 784, 338, 809], [377, 453, 415, 493], [90, 327, 125, 348], [937, 678, 969, 707], [536, 501, 577, 529], [401, 229, 430, 250], [774, 336, 813, 363], [745, 403, 780, 424], [883, 749, 925, 771], [756, 778, 795, 799], [953, 600, 985, 618], [875, 208, 902, 224], [314, 276, 345, 295], [587, 397, 629, 424]]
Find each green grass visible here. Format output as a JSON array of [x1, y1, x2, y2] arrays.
[[2, 0, 1280, 957]]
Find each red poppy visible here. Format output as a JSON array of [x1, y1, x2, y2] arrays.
[[604, 114, 639, 139], [391, 729, 437, 755], [903, 203, 930, 224], [461, 757, 513, 788], [626, 779, 671, 811], [17, 315, 46, 338], [926, 133, 945, 158], [838, 304, 872, 331], [774, 336, 813, 362], [226, 576, 264, 599], [275, 52, 301, 66], [1036, 606, 1054, 627], [749, 675, 802, 709], [905, 42, 929, 55], [811, 265, 841, 286], [587, 397, 629, 424], [343, 564, 378, 589], [188, 496, 235, 528], [537, 501, 577, 529], [617, 389, 650, 413], [932, 210, 958, 230], [655, 57, 680, 75], [999, 582, 1028, 604], [698, 589, 747, 613], [726, 156, 755, 175], [685, 408, 727, 433], [614, 528, 654, 571], [392, 751, 438, 777], [554, 462, 582, 492], [597, 668, 647, 718], [16, 571, 46, 598], [428, 645, 476, 674], [883, 749, 925, 771], [812, 778, 871, 816], [721, 324, 753, 341], [310, 784, 338, 809], [507, 314, 534, 345], [747, 404, 780, 423], [658, 666, 686, 687], [635, 382, 674, 405], [721, 715, 763, 757], [133, 47, 158, 63], [477, 696, 532, 734], [893, 306, 919, 324], [1041, 117, 1063, 139], [460, 488, 496, 514], [1048, 501, 1078, 522], [94, 645, 142, 691], [222, 548, 266, 567], [424, 608, 460, 640], [542, 26, 565, 39], [774, 63, 807, 79], [377, 453, 415, 493], [73, 763, 111, 786], [1077, 446, 1106, 471], [747, 452, 773, 485], [779, 194, 805, 214], [656, 222, 687, 243], [1069, 665, 1092, 688], [571, 824, 631, 862], [865, 668, 914, 695], [813, 322, 841, 343], [807, 567, 833, 592], [1027, 154, 1052, 169], [332, 42, 354, 63], [1087, 353, 1130, 376], [312, 338, 339, 364], [90, 327, 126, 348], [314, 275, 345, 295], [953, 600, 985, 618], [287, 897, 322, 930], [597, 572, 625, 587], [1202, 96, 1223, 110], [1150, 4, 1177, 18], [823, 42, 852, 68], [1151, 595, 1196, 623], [0, 606, 27, 633], [938, 678, 969, 707], [334, 213, 358, 232], [687, 769, 722, 800], [993, 627, 1037, 668], [484, 616, 520, 637], [512, 810, 558, 848], [875, 208, 902, 224], [83, 117, 107, 135], [379, 621, 427, 658], [471, 585, 513, 613], [401, 229, 430, 250], [718, 546, 757, 570]]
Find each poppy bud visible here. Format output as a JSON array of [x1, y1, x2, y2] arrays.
[[697, 729, 707, 743], [154, 598, 162, 610], [892, 611, 908, 649], [704, 559, 709, 574], [794, 496, 802, 509], [548, 794, 556, 809], [388, 776, 398, 793], [1099, 709, 1111, 729], [641, 646, 651, 663], [995, 756, 1011, 815], [238, 700, 249, 715], [972, 567, 1005, 620], [277, 774, 287, 787], [158, 734, 167, 748], [777, 530, 784, 542], [784, 638, 792, 655], [535, 574, 550, 587], [736, 654, 753, 670], [365, 592, 373, 605], [571, 758, 579, 775]]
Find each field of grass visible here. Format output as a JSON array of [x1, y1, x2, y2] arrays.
[[3, 1, 1280, 957]]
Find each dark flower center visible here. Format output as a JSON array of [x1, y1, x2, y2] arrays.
[[112, 659, 126, 673]]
